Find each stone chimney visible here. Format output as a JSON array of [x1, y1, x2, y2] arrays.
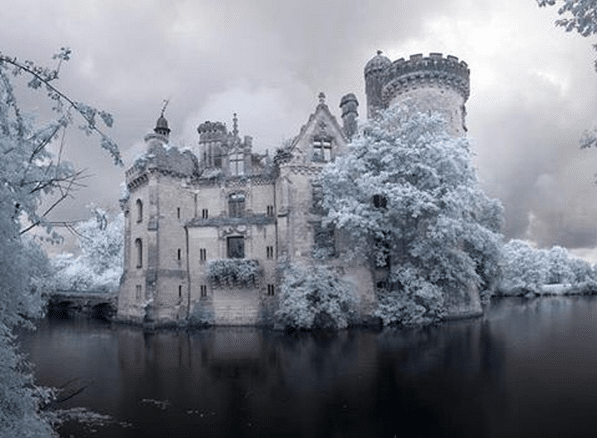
[[340, 93, 359, 140]]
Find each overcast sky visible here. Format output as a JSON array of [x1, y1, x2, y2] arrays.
[[3, 0, 597, 257]]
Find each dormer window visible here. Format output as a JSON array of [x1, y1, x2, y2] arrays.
[[313, 138, 332, 162], [229, 151, 244, 176]]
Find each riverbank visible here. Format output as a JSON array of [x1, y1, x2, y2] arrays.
[[496, 281, 597, 298]]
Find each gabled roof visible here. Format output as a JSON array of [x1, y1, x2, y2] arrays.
[[282, 93, 348, 164]]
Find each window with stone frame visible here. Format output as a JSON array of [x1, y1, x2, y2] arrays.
[[227, 236, 245, 259], [313, 137, 332, 162], [229, 151, 244, 176], [228, 192, 246, 218]]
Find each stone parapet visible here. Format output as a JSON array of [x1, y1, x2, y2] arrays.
[[381, 53, 470, 105]]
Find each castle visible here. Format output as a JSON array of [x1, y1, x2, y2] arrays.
[[117, 52, 473, 326]]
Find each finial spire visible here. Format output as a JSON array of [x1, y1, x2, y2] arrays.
[[377, 50, 383, 55], [318, 92, 326, 106], [232, 113, 239, 138]]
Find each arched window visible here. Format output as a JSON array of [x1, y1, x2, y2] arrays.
[[228, 192, 245, 218], [135, 238, 143, 268], [136, 199, 143, 223]]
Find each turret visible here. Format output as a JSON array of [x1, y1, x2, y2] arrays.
[[154, 115, 171, 137], [364, 51, 471, 135], [144, 113, 171, 146], [364, 50, 391, 119]]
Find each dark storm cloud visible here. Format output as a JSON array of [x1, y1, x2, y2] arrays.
[[2, 0, 597, 254]]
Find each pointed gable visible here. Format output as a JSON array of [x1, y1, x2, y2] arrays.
[[284, 92, 348, 166]]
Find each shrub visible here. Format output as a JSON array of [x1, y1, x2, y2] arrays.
[[207, 259, 262, 288], [275, 263, 358, 330]]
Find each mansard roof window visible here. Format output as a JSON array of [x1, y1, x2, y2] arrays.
[[229, 192, 245, 218], [313, 137, 332, 162]]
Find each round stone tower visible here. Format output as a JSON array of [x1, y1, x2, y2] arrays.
[[364, 52, 470, 135]]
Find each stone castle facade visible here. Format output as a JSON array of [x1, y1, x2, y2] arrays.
[[117, 52, 473, 326]]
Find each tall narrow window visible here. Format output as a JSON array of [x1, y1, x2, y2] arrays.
[[200, 285, 208, 297], [267, 284, 275, 296], [199, 248, 207, 262], [266, 246, 274, 259], [135, 238, 143, 268], [227, 236, 245, 258], [136, 199, 143, 223], [313, 138, 332, 162], [202, 209, 209, 219], [177, 207, 181, 219], [267, 205, 274, 217], [177, 248, 182, 261], [229, 151, 244, 176], [228, 193, 245, 218]]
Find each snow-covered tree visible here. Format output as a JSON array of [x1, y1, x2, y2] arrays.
[[499, 240, 550, 291], [50, 208, 124, 293], [275, 263, 358, 330], [0, 49, 119, 436], [319, 104, 503, 326], [499, 239, 596, 293]]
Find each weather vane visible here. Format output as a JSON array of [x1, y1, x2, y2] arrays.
[[161, 98, 170, 117]]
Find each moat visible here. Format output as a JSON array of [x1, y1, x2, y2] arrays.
[[18, 296, 597, 438]]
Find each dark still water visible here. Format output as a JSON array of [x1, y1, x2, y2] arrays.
[[17, 296, 597, 438]]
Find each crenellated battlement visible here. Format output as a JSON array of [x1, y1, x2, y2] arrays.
[[381, 53, 470, 104]]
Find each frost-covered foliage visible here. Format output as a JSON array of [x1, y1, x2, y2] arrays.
[[320, 104, 503, 325], [499, 239, 596, 294], [207, 259, 262, 287], [374, 268, 447, 326], [0, 49, 119, 437], [275, 263, 358, 330], [50, 209, 124, 293], [537, 0, 597, 38], [0, 329, 55, 437]]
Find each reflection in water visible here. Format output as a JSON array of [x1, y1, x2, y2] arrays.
[[18, 296, 597, 437]]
